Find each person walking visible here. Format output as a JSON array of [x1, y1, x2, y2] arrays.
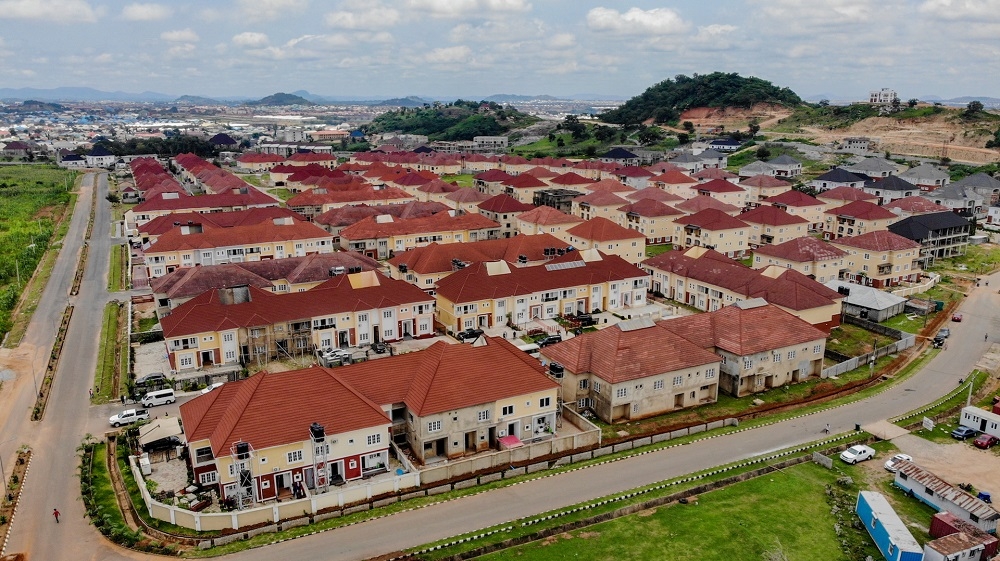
[[824, 423, 831, 434], [52, 508, 60, 523]]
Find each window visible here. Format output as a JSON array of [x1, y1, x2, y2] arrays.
[[579, 379, 589, 390], [383, 310, 393, 319], [705, 368, 716, 379], [924, 487, 934, 497], [787, 350, 796, 360], [199, 471, 218, 485], [502, 405, 514, 416], [594, 381, 601, 394], [616, 387, 627, 398], [813, 345, 821, 354], [223, 333, 234, 342], [743, 357, 754, 369], [539, 397, 551, 408], [428, 420, 442, 432], [672, 375, 683, 387], [179, 355, 193, 367], [773, 353, 781, 363], [366, 433, 382, 446], [478, 409, 490, 421], [195, 447, 214, 464], [653, 379, 664, 390], [286, 450, 303, 463]]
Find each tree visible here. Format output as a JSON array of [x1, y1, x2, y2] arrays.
[[637, 126, 665, 145], [547, 133, 555, 142], [966, 100, 985, 117], [748, 119, 760, 137], [907, 98, 919, 108], [756, 146, 772, 160], [556, 138, 565, 147], [682, 121, 695, 133], [677, 133, 690, 145], [890, 97, 901, 113], [818, 99, 830, 107]]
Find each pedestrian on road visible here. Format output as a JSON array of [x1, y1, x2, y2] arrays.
[[89, 388, 93, 398], [824, 423, 830, 434], [53, 508, 60, 523], [120, 394, 126, 405]]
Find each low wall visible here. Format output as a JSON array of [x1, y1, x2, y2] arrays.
[[891, 272, 940, 298], [821, 335, 915, 378]]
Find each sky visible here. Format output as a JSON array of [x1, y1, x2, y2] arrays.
[[1, 0, 998, 100]]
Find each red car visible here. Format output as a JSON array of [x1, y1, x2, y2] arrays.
[[952, 313, 963, 322], [973, 434, 999, 449]]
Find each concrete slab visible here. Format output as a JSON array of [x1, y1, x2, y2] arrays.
[[864, 420, 911, 440]]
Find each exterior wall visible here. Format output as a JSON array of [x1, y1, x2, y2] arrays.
[[342, 226, 500, 260], [588, 362, 720, 423], [146, 235, 334, 278], [751, 254, 844, 283], [516, 219, 580, 237], [571, 201, 624, 222], [767, 203, 828, 230], [856, 492, 924, 561], [894, 472, 999, 534], [557, 233, 647, 265], [719, 339, 825, 397], [833, 245, 921, 287], [822, 216, 895, 240], [653, 181, 699, 199], [506, 186, 549, 204], [671, 224, 748, 258], [617, 212, 675, 244], [745, 222, 807, 247], [477, 208, 524, 238], [959, 406, 1000, 439]]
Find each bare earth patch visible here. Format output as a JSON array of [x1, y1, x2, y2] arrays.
[[891, 433, 998, 490]]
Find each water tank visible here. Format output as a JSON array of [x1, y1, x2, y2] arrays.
[[236, 441, 250, 460], [549, 362, 564, 378], [310, 422, 326, 441]]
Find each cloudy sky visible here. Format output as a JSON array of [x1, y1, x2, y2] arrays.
[[0, 0, 997, 100]]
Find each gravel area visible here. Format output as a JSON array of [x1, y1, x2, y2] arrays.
[[890, 433, 999, 491]]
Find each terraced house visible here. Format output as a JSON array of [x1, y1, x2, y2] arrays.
[[143, 217, 334, 279], [434, 249, 649, 331], [160, 271, 436, 371], [338, 211, 501, 260]]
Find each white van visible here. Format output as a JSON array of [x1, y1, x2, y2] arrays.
[[141, 388, 175, 407], [515, 343, 541, 358]]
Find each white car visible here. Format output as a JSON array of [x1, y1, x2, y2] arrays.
[[883, 453, 913, 473], [201, 382, 225, 394], [840, 445, 876, 464], [109, 408, 150, 427]]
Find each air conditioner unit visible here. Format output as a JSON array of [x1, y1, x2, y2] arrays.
[[498, 429, 507, 437]]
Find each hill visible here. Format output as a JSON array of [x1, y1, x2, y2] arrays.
[[601, 72, 802, 125], [175, 94, 222, 105], [364, 99, 539, 142], [377, 96, 430, 108], [15, 99, 65, 112], [248, 92, 315, 106]]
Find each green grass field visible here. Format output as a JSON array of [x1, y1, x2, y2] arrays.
[[826, 323, 885, 357], [107, 244, 126, 292], [645, 243, 673, 258], [93, 302, 122, 403], [441, 173, 474, 188]]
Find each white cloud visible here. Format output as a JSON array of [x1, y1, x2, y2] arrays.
[[121, 3, 171, 21], [232, 31, 270, 48], [586, 7, 689, 35], [407, 0, 530, 18], [425, 45, 472, 64], [695, 24, 737, 40], [248, 34, 355, 61], [547, 33, 576, 49], [919, 0, 1000, 20], [166, 43, 197, 58], [325, 2, 400, 29], [161, 28, 199, 42], [237, 0, 308, 21], [0, 0, 100, 23]]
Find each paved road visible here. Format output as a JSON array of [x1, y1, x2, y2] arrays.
[[1, 170, 997, 560]]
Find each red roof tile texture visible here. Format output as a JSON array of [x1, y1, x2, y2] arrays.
[[831, 230, 921, 251], [566, 217, 645, 242], [753, 236, 846, 262], [146, 218, 331, 253], [674, 208, 749, 230], [738, 205, 808, 226], [339, 211, 499, 240], [824, 200, 898, 220]]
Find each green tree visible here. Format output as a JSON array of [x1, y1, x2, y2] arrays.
[[677, 133, 690, 145], [637, 126, 665, 145], [756, 146, 772, 160], [907, 98, 919, 108], [682, 121, 695, 133], [966, 100, 985, 117], [818, 99, 830, 107], [556, 138, 565, 147], [890, 97, 902, 113], [748, 119, 760, 137]]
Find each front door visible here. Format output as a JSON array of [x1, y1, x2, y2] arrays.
[[339, 331, 350, 348]]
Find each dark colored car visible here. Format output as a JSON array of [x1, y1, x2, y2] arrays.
[[575, 314, 596, 327], [538, 334, 563, 347], [973, 434, 999, 449], [937, 328, 951, 339], [951, 426, 978, 440], [136, 372, 167, 386], [142, 436, 182, 453], [371, 341, 389, 354], [456, 328, 485, 341]]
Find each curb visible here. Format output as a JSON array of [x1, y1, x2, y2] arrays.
[[0, 453, 32, 557]]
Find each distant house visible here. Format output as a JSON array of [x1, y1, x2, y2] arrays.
[[830, 231, 922, 288], [740, 175, 793, 203], [600, 147, 640, 167], [476, 194, 534, 238], [561, 217, 647, 264], [810, 168, 867, 191], [516, 205, 583, 237], [738, 205, 808, 248], [894, 461, 1000, 534], [671, 208, 749, 258], [822, 200, 898, 240], [86, 145, 116, 168], [887, 211, 971, 267], [615, 198, 683, 244], [824, 280, 907, 321], [707, 137, 742, 152], [958, 405, 1000, 440], [760, 189, 827, 230], [855, 491, 923, 561], [883, 196, 951, 219], [898, 163, 950, 190], [1, 140, 31, 159], [59, 153, 87, 168], [922, 182, 985, 219], [753, 236, 846, 283], [209, 133, 239, 149], [862, 175, 920, 204], [841, 157, 899, 179]]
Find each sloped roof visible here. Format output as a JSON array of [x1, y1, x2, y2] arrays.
[[754, 236, 846, 262], [817, 186, 878, 202], [673, 208, 749, 230], [768, 154, 801, 166], [549, 171, 597, 186], [417, 179, 461, 194], [132, 188, 277, 213], [445, 188, 490, 203], [626, 187, 684, 203], [650, 170, 697, 185], [179, 367, 391, 456], [691, 168, 738, 180], [814, 168, 866, 184], [887, 211, 971, 241], [830, 230, 921, 252], [952, 172, 1000, 191], [574, 190, 629, 206], [503, 173, 548, 189], [824, 200, 897, 220], [824, 280, 906, 311], [696, 178, 745, 193], [565, 216, 644, 242], [765, 189, 823, 207], [477, 193, 535, 213], [674, 195, 741, 215], [618, 198, 683, 218], [898, 163, 950, 183], [389, 233, 566, 274], [882, 196, 950, 214], [871, 175, 918, 192], [602, 147, 638, 159], [540, 323, 720, 384], [340, 211, 499, 240], [587, 178, 635, 193], [740, 175, 792, 188], [517, 205, 583, 226], [474, 169, 514, 182], [146, 218, 330, 253], [738, 205, 808, 226], [844, 157, 899, 174], [895, 461, 1000, 522]]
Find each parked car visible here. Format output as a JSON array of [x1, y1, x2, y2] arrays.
[[136, 372, 167, 386], [952, 313, 963, 322], [201, 382, 224, 394], [883, 453, 913, 472], [840, 445, 876, 464], [538, 334, 563, 347], [932, 337, 945, 349], [142, 436, 182, 453], [455, 328, 485, 342], [951, 426, 978, 440], [973, 434, 999, 449], [937, 328, 951, 339], [575, 313, 597, 327], [109, 408, 149, 427], [371, 341, 389, 354]]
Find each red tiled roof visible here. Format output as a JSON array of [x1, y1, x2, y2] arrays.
[[313, 202, 448, 227], [615, 166, 655, 178], [445, 188, 490, 203], [587, 178, 635, 193], [643, 248, 842, 312], [818, 186, 878, 202], [237, 153, 285, 163], [618, 198, 683, 218], [339, 211, 499, 240], [477, 193, 535, 213], [574, 190, 629, 206], [389, 233, 567, 273], [435, 251, 646, 304], [335, 337, 557, 417], [541, 323, 720, 384], [753, 236, 846, 262], [392, 171, 436, 187], [517, 205, 583, 226], [286, 186, 413, 207], [566, 216, 644, 241], [287, 152, 335, 162], [644, 162, 684, 174], [503, 173, 548, 189], [695, 178, 745, 193], [883, 196, 950, 213], [657, 301, 827, 356], [674, 195, 741, 215], [824, 200, 897, 220], [738, 205, 808, 226], [691, 168, 738, 180], [139, 207, 303, 237], [740, 174, 792, 188], [132, 188, 278, 213], [830, 230, 921, 252], [549, 172, 597, 186], [626, 187, 684, 203], [180, 367, 390, 456], [417, 179, 461, 194], [673, 208, 749, 230], [146, 219, 330, 253], [764, 189, 823, 207], [474, 169, 514, 182], [523, 166, 559, 179], [162, 271, 434, 339]]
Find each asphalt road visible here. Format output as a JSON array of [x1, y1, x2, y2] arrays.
[[1, 171, 997, 560]]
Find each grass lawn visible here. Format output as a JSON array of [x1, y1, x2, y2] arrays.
[[93, 302, 122, 404], [441, 173, 474, 188], [882, 311, 937, 334], [645, 243, 672, 258], [826, 323, 887, 357], [927, 244, 1000, 277], [88, 443, 133, 530], [473, 462, 877, 561], [137, 317, 158, 332], [107, 244, 126, 292], [236, 173, 263, 187], [898, 370, 989, 442], [272, 188, 293, 201]]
